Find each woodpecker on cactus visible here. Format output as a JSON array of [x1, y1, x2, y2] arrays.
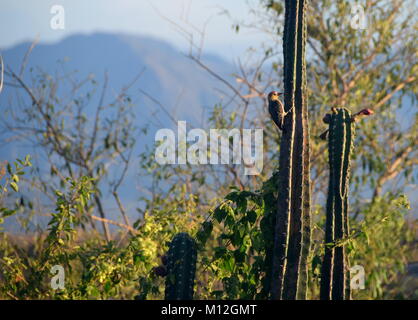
[[267, 91, 285, 130]]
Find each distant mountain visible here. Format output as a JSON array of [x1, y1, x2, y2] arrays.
[[0, 33, 236, 231], [1, 32, 234, 123]]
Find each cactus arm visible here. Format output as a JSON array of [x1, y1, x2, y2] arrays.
[[320, 110, 337, 300], [320, 108, 355, 300], [164, 232, 197, 300], [331, 109, 348, 300]]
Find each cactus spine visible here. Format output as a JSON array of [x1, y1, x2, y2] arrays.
[[320, 108, 353, 300], [270, 0, 311, 300], [165, 232, 197, 300]]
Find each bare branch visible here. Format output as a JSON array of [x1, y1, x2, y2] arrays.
[[19, 35, 39, 77], [91, 214, 138, 235]]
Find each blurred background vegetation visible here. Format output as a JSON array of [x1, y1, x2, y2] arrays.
[[0, 0, 417, 299]]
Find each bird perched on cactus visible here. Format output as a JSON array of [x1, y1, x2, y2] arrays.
[[267, 91, 285, 130]]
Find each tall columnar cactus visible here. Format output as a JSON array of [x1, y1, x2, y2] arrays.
[[270, 0, 311, 300], [164, 232, 197, 300], [320, 108, 354, 300]]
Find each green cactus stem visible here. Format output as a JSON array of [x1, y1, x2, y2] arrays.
[[270, 0, 311, 300], [164, 232, 197, 300], [320, 108, 354, 300]]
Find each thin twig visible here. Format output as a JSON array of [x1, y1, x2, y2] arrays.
[[19, 36, 39, 77], [91, 215, 138, 235]]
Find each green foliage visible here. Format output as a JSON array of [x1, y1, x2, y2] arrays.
[[0, 156, 33, 298], [193, 174, 282, 299], [0, 149, 415, 300], [0, 171, 202, 299], [349, 195, 415, 299], [307, 193, 416, 300], [0, 155, 32, 226], [197, 190, 263, 299]]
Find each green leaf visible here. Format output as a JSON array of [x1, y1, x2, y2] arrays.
[[214, 247, 227, 259], [231, 230, 242, 246], [247, 210, 257, 224], [214, 206, 227, 223], [24, 155, 32, 166], [7, 163, 12, 175], [197, 221, 213, 245], [1, 208, 17, 217], [10, 182, 19, 192], [222, 256, 235, 273], [104, 280, 112, 293], [236, 197, 247, 213], [225, 191, 239, 202], [233, 249, 246, 263], [203, 221, 213, 234]]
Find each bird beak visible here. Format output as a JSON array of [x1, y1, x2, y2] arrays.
[[278, 92, 283, 96]]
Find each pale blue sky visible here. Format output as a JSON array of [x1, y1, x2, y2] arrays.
[[0, 0, 268, 60]]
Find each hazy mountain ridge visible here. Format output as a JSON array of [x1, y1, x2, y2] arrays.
[[1, 32, 234, 121], [0, 32, 236, 230]]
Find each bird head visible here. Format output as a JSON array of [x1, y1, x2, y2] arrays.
[[267, 91, 283, 102], [351, 108, 374, 122]]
